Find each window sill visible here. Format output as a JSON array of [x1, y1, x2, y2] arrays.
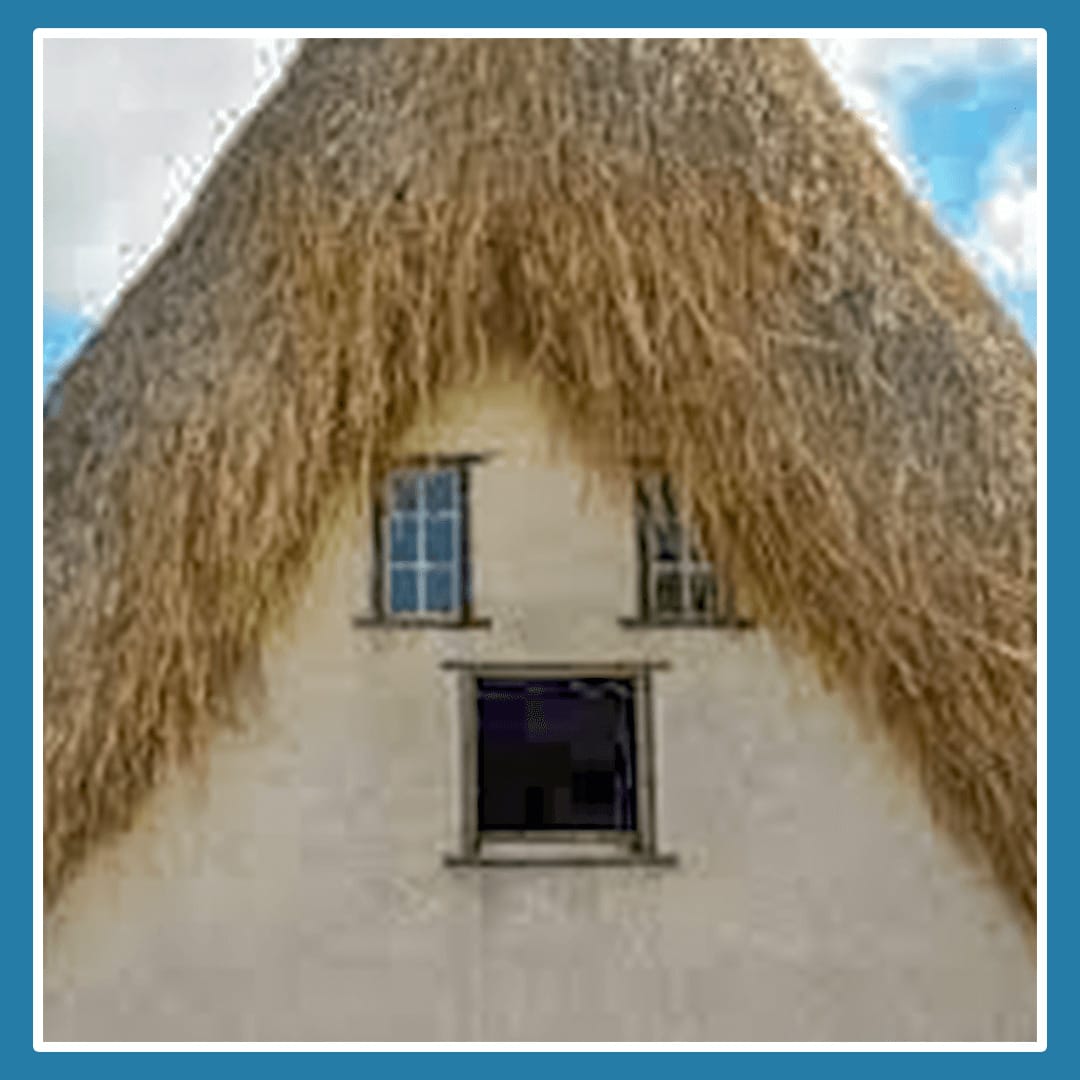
[[443, 851, 679, 869], [352, 616, 493, 630], [618, 616, 755, 630]]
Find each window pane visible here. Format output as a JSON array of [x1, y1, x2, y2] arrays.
[[640, 476, 682, 560], [424, 469, 457, 512], [425, 515, 455, 562], [389, 516, 418, 562], [659, 475, 680, 516], [653, 519, 683, 561], [389, 568, 419, 613], [655, 570, 684, 615], [477, 678, 636, 831], [659, 477, 683, 544], [390, 472, 419, 511], [425, 567, 455, 612], [689, 572, 717, 617]]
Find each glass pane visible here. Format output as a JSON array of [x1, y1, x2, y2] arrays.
[[655, 570, 684, 615], [659, 475, 680, 519], [389, 516, 418, 562], [653, 518, 683, 561], [389, 568, 419, 613], [690, 572, 717, 617], [425, 515, 456, 562], [640, 476, 682, 560], [425, 567, 455, 612], [477, 678, 636, 831], [390, 472, 418, 511], [424, 469, 457, 512]]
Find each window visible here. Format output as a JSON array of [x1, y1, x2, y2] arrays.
[[363, 458, 488, 627], [478, 677, 637, 832], [384, 466, 463, 617], [444, 663, 674, 865], [632, 474, 747, 627]]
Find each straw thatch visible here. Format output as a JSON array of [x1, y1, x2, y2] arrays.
[[44, 39, 1036, 924]]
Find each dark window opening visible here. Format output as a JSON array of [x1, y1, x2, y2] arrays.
[[477, 677, 637, 833]]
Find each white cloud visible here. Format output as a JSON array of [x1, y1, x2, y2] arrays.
[[976, 182, 1038, 289], [969, 122, 1039, 293], [809, 38, 919, 191], [43, 37, 297, 317], [810, 37, 1036, 114], [811, 37, 1038, 304]]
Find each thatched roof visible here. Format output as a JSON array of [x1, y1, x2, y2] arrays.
[[44, 39, 1036, 924]]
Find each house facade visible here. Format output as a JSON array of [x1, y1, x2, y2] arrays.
[[44, 373, 1035, 1042]]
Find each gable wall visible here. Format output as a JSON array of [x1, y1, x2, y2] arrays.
[[44, 376, 1034, 1041]]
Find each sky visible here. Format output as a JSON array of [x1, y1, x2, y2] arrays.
[[40, 36, 1039, 390]]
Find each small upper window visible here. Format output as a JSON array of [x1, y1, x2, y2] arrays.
[[382, 464, 467, 619], [634, 474, 746, 626]]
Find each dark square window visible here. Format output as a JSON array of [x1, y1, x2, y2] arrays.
[[476, 678, 637, 832]]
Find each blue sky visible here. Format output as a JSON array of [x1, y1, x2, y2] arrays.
[[812, 37, 1037, 345], [41, 37, 1038, 391], [901, 61, 1037, 342], [43, 303, 92, 390]]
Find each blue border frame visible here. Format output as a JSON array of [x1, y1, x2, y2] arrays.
[[12, 2, 1072, 1071]]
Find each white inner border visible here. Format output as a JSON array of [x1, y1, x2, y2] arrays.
[[33, 26, 1048, 1054]]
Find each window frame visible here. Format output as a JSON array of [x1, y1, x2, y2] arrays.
[[442, 661, 676, 867], [358, 453, 492, 630]]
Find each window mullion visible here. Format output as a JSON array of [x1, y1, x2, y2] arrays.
[[681, 519, 692, 615], [417, 470, 427, 613], [452, 505, 461, 612], [457, 465, 469, 620], [383, 483, 392, 615]]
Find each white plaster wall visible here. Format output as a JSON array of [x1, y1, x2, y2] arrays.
[[44, 376, 1035, 1042]]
